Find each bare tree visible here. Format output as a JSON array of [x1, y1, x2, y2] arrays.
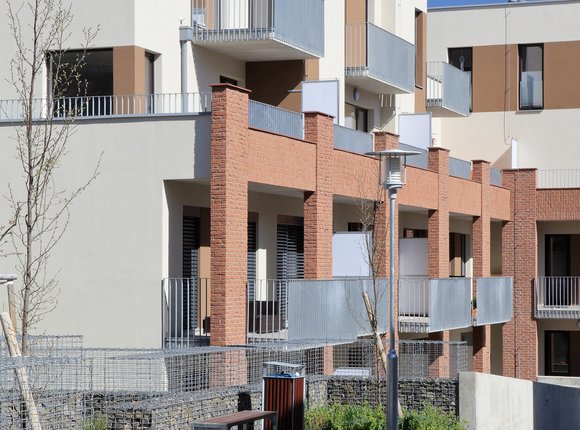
[[5, 0, 99, 354]]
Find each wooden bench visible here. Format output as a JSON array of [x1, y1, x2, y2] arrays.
[[191, 410, 278, 430]]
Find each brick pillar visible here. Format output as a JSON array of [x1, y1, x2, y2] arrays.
[[303, 112, 334, 279], [209, 83, 250, 346], [303, 112, 334, 374], [502, 169, 538, 381], [427, 147, 450, 378], [472, 160, 491, 373], [373, 132, 400, 348]]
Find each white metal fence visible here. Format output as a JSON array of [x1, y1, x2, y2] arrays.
[[537, 169, 580, 189], [162, 278, 211, 349], [535, 276, 580, 319], [248, 99, 304, 139], [0, 92, 211, 122]]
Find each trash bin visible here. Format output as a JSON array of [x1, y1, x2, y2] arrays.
[[262, 361, 305, 430]]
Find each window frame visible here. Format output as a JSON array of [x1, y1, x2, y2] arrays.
[[518, 43, 544, 111]]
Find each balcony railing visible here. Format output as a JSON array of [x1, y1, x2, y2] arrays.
[[162, 278, 211, 348], [399, 143, 428, 169], [537, 169, 580, 189], [535, 277, 580, 319], [0, 93, 211, 122], [399, 277, 473, 333], [333, 125, 373, 154], [345, 22, 414, 94], [449, 156, 471, 179], [426, 62, 470, 117], [473, 277, 513, 326], [247, 278, 388, 343], [248, 99, 304, 140], [191, 0, 324, 60], [491, 168, 502, 186]]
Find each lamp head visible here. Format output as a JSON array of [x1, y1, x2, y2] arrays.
[[365, 149, 420, 189]]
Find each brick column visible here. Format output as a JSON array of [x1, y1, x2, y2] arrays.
[[209, 84, 250, 346], [502, 169, 538, 381], [427, 147, 450, 378], [472, 160, 491, 373], [303, 112, 334, 374], [303, 112, 334, 279], [373, 132, 400, 348]]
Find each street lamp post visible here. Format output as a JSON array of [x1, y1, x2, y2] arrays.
[[365, 149, 419, 430]]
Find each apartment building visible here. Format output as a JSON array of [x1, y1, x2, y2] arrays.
[[0, 0, 516, 380], [429, 0, 580, 381]]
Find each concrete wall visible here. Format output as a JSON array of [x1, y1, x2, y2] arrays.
[[459, 371, 580, 430]]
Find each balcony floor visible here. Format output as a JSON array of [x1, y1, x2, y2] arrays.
[[426, 101, 469, 117], [346, 71, 412, 95], [193, 37, 319, 61]]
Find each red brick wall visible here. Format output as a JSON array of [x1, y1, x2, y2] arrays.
[[448, 177, 481, 216], [537, 188, 580, 221], [501, 169, 538, 381], [472, 161, 491, 374], [209, 84, 250, 346], [303, 112, 334, 279], [491, 186, 512, 221]]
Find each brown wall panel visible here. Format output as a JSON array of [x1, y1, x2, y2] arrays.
[[246, 60, 304, 112], [113, 46, 146, 96], [346, 0, 366, 23], [472, 44, 518, 112], [544, 41, 580, 110]]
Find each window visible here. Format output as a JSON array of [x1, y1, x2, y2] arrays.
[[448, 47, 472, 111], [403, 228, 427, 238], [519, 44, 543, 110], [449, 232, 466, 277], [47, 49, 113, 116], [546, 331, 570, 376], [345, 103, 368, 132]]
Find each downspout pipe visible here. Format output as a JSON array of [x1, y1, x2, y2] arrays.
[[179, 26, 193, 112]]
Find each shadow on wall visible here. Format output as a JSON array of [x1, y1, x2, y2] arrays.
[[533, 381, 580, 429]]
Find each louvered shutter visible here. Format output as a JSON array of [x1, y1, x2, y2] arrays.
[[182, 216, 200, 330]]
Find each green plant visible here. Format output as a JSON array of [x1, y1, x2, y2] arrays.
[[305, 403, 385, 430], [399, 405, 466, 430]]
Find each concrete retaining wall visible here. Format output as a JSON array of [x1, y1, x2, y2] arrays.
[[459, 372, 580, 430]]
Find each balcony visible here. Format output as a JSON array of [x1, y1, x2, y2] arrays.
[[473, 277, 513, 326], [190, 0, 324, 61], [537, 169, 580, 189], [333, 125, 373, 154], [0, 93, 211, 122], [535, 277, 580, 319], [398, 278, 472, 333], [345, 23, 415, 95], [426, 62, 470, 117], [246, 278, 388, 343]]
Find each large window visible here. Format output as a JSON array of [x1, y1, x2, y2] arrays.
[[546, 331, 570, 376], [345, 103, 368, 132], [519, 44, 543, 110]]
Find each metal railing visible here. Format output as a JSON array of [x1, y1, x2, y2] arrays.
[[248, 99, 304, 139], [191, 0, 324, 57], [246, 279, 288, 342], [333, 125, 373, 154], [426, 61, 470, 117], [535, 277, 580, 319], [398, 277, 430, 333], [449, 156, 471, 179], [247, 278, 388, 343], [345, 22, 415, 94], [0, 93, 211, 122], [473, 277, 513, 325], [162, 278, 211, 348], [399, 277, 472, 333], [537, 169, 580, 189], [399, 143, 428, 169], [491, 168, 502, 186]]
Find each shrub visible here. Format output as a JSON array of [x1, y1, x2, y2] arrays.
[[399, 405, 466, 430], [305, 404, 466, 430], [306, 403, 384, 430]]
